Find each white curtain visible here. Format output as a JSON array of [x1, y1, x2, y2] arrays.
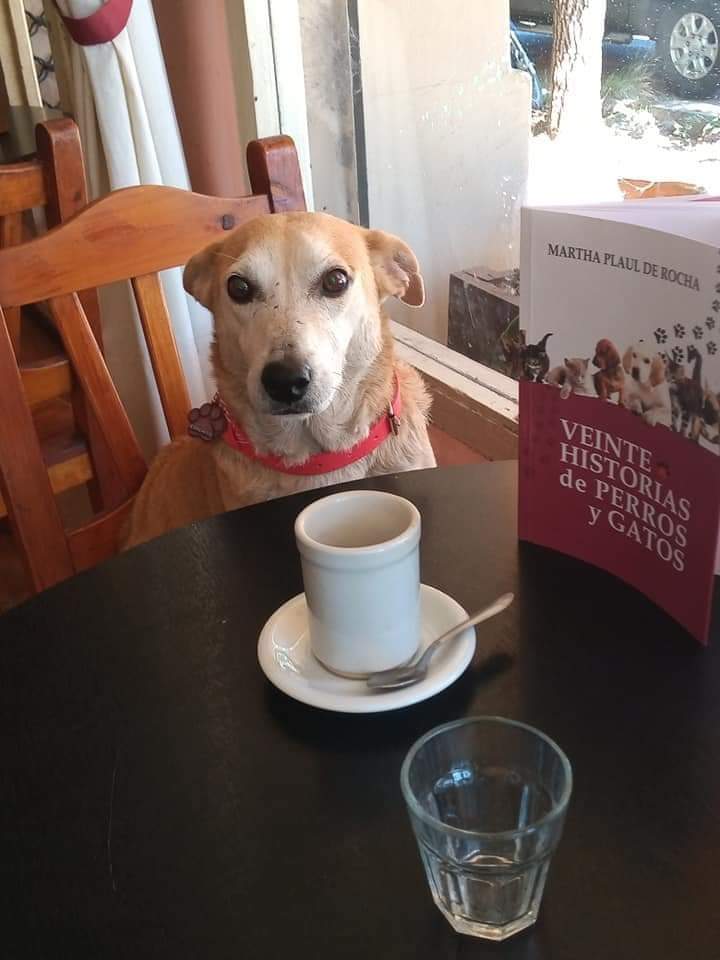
[[51, 0, 214, 457]]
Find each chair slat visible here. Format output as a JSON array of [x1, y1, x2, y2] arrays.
[[20, 355, 72, 407], [0, 160, 46, 215], [0, 187, 271, 308], [131, 273, 191, 440], [49, 294, 147, 496], [0, 452, 92, 521], [0, 307, 73, 589]]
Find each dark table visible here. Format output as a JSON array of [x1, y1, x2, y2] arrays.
[[3, 462, 719, 959]]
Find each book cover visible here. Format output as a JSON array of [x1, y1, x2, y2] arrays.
[[519, 202, 720, 644]]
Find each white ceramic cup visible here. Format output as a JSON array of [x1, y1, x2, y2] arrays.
[[294, 490, 422, 677]]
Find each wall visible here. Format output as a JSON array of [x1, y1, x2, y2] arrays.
[[357, 0, 530, 342], [298, 0, 359, 222]]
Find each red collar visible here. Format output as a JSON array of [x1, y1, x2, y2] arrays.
[[216, 377, 401, 476]]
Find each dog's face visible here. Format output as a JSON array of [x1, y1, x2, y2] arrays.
[[184, 212, 423, 417], [623, 342, 666, 388], [593, 338, 620, 370], [623, 342, 654, 384]]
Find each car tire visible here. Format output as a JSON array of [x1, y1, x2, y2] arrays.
[[657, 1, 720, 98]]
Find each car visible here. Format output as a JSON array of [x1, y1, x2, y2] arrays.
[[511, 0, 720, 98], [511, 22, 544, 108]]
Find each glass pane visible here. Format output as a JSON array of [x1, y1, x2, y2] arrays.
[[295, 1, 720, 378]]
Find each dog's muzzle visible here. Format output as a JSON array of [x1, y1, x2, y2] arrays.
[[261, 361, 312, 408]]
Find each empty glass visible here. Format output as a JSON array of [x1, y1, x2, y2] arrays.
[[401, 716, 572, 941]]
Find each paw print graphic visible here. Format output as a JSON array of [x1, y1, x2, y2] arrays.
[[674, 323, 686, 338], [188, 401, 226, 441], [654, 327, 667, 344], [716, 264, 720, 273], [672, 345, 685, 364], [653, 462, 670, 482], [708, 341, 717, 356], [707, 316, 716, 330], [693, 325, 704, 339], [714, 300, 720, 313], [716, 282, 720, 294]]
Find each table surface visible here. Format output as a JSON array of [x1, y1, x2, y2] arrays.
[[3, 462, 719, 959]]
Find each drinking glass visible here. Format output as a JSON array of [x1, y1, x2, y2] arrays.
[[401, 716, 572, 941]]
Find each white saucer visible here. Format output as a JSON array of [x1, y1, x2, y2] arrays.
[[257, 584, 475, 713]]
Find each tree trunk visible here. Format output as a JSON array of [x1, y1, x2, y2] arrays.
[[547, 0, 607, 139]]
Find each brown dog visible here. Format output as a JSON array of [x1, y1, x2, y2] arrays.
[[592, 338, 625, 401], [123, 212, 436, 549]]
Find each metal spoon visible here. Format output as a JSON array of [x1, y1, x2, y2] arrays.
[[366, 592, 514, 691]]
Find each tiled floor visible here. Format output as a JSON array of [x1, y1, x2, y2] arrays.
[[428, 424, 487, 467]]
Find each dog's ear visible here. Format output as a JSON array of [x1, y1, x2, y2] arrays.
[[183, 241, 221, 310], [650, 354, 666, 387], [365, 229, 424, 307], [622, 346, 633, 374]]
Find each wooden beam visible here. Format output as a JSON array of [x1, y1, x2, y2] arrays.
[[421, 369, 518, 462]]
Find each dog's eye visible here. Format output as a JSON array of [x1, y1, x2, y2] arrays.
[[644, 358, 650, 364], [227, 274, 254, 304], [321, 268, 350, 297]]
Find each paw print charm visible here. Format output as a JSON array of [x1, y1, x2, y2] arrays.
[[693, 325, 704, 340], [671, 345, 685, 364], [708, 341, 717, 356], [188, 401, 226, 441], [674, 323, 686, 338], [654, 327, 667, 344]]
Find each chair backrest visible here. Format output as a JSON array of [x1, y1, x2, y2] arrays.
[[0, 134, 306, 593]]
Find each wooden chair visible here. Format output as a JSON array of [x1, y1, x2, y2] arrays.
[[0, 134, 306, 596]]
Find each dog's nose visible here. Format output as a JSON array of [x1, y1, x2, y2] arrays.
[[261, 361, 312, 405]]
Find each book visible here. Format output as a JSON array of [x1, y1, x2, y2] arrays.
[[519, 198, 720, 644]]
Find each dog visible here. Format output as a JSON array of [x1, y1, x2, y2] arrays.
[[621, 341, 672, 428], [592, 338, 624, 402], [123, 213, 436, 549]]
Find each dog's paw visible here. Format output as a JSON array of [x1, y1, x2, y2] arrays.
[[188, 401, 226, 441]]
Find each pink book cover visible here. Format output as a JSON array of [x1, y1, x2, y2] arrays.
[[519, 203, 720, 644]]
